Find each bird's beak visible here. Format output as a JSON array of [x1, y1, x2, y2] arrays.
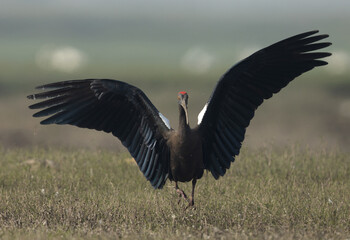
[[180, 99, 189, 125]]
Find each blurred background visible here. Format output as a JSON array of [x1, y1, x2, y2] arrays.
[[1, 0, 349, 152]]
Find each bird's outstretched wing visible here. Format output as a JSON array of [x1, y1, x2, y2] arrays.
[[197, 30, 331, 179], [28, 79, 172, 189]]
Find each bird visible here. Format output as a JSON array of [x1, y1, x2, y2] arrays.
[[28, 30, 331, 208]]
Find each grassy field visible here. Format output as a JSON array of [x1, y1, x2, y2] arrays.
[[0, 146, 349, 239]]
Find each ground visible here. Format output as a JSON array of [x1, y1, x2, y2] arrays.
[[1, 146, 349, 239]]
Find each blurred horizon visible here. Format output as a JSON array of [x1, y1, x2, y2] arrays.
[[2, 0, 350, 19], [0, 0, 349, 152]]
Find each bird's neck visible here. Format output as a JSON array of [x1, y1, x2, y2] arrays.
[[178, 105, 190, 136]]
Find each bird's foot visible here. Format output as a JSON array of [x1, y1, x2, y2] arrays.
[[176, 188, 188, 204], [185, 198, 195, 210]]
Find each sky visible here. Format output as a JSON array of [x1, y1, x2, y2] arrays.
[[2, 0, 350, 20]]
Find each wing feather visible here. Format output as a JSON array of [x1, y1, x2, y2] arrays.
[[198, 30, 331, 179], [28, 79, 171, 188]]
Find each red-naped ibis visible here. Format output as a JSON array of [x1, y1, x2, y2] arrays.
[[28, 30, 331, 207]]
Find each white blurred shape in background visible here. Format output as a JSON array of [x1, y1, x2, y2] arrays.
[[180, 47, 215, 75], [36, 45, 87, 73], [326, 50, 350, 75]]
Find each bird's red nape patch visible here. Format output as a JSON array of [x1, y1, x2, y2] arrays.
[[178, 91, 187, 95]]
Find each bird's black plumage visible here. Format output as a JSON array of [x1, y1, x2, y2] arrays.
[[28, 79, 170, 189], [197, 30, 331, 179], [28, 30, 331, 206]]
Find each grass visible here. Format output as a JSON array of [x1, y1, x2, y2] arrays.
[[0, 146, 349, 239]]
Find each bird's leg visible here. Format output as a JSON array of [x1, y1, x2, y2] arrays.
[[186, 179, 196, 208], [175, 181, 188, 204]]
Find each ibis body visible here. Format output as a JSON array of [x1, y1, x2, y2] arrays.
[[28, 30, 331, 207]]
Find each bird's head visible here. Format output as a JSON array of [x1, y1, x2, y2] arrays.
[[177, 91, 189, 125]]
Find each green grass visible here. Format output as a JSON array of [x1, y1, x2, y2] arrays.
[[0, 146, 349, 239]]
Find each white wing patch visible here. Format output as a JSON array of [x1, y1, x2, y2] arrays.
[[197, 103, 208, 125], [159, 112, 171, 129]]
